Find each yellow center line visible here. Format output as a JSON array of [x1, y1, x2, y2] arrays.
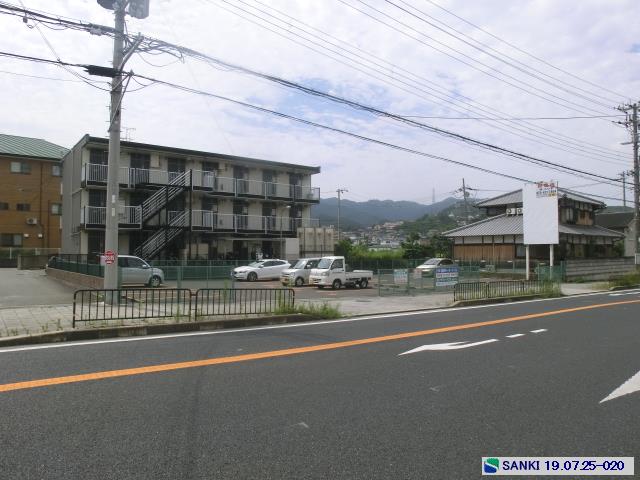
[[1, 299, 639, 393]]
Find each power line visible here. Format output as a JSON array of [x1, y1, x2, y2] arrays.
[[400, 114, 625, 121], [339, 0, 613, 116], [2, 1, 629, 165], [385, 0, 622, 106], [211, 0, 628, 164], [0, 4, 630, 178], [132, 71, 626, 203], [422, 0, 629, 100]]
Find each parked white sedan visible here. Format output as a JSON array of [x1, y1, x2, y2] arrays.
[[232, 259, 291, 281]]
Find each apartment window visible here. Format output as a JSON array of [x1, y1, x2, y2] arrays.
[[202, 196, 218, 211], [89, 190, 106, 207], [51, 164, 62, 176], [202, 161, 219, 173], [89, 149, 108, 165], [16, 203, 31, 212], [167, 157, 186, 172], [10, 161, 30, 174], [0, 202, 8, 210], [0, 233, 22, 247], [51, 203, 62, 215]]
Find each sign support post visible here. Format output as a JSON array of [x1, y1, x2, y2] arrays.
[[525, 245, 530, 281]]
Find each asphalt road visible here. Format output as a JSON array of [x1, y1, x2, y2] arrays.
[[0, 291, 639, 479]]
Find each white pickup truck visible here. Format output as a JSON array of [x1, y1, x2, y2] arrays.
[[309, 256, 373, 289]]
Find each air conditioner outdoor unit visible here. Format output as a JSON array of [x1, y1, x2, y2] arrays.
[[26, 217, 38, 225]]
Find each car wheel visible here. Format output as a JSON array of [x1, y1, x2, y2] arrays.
[[331, 279, 341, 290], [294, 277, 304, 287], [148, 275, 161, 288], [248, 272, 258, 282], [318, 285, 325, 289], [359, 278, 368, 289]]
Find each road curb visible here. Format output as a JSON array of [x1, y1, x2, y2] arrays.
[[608, 284, 640, 291], [451, 294, 553, 308], [0, 314, 321, 348]]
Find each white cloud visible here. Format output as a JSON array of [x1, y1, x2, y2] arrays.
[[0, 0, 637, 203]]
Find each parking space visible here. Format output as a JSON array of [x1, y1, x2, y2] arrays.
[[164, 278, 380, 300], [0, 269, 75, 307]]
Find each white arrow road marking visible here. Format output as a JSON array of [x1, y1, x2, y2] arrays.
[[399, 339, 498, 355], [609, 290, 640, 296], [506, 333, 525, 338], [530, 329, 547, 333], [600, 369, 640, 403]]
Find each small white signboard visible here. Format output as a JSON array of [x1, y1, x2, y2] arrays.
[[435, 266, 459, 287], [393, 269, 408, 285], [523, 181, 559, 245]]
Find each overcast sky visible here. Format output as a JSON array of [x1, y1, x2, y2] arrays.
[[0, 0, 638, 204]]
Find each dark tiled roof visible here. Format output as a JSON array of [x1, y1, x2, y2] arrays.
[[0, 133, 68, 160], [444, 214, 623, 238], [475, 188, 605, 208], [595, 212, 634, 229]]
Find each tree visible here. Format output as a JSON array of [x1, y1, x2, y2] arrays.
[[334, 239, 353, 256], [430, 235, 453, 258], [401, 233, 433, 259]]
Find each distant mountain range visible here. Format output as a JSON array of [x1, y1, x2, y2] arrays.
[[312, 197, 458, 229]]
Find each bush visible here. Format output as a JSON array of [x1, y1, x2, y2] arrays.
[[609, 272, 640, 288], [274, 301, 342, 319]]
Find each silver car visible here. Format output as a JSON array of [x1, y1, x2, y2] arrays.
[[280, 258, 321, 286], [117, 255, 165, 287]]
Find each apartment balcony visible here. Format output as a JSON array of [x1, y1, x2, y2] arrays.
[[81, 164, 320, 203], [190, 210, 319, 233], [80, 206, 142, 230]]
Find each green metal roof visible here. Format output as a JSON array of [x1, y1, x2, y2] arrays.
[[0, 133, 68, 160]]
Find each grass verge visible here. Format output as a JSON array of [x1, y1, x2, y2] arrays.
[[274, 301, 342, 319], [608, 272, 640, 289]]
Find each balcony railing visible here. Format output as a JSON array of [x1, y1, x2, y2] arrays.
[[191, 211, 319, 232], [80, 206, 141, 228], [81, 164, 320, 202]]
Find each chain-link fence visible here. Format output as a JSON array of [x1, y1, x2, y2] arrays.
[[377, 267, 481, 296]]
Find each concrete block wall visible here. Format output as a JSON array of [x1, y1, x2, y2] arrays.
[[563, 258, 638, 281]]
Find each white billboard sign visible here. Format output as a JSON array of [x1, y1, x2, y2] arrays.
[[523, 181, 559, 245]]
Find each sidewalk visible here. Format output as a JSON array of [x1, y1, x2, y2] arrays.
[[0, 282, 610, 340]]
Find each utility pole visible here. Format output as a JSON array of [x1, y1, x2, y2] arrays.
[[619, 102, 640, 257], [633, 104, 640, 257], [103, 1, 126, 292], [620, 171, 627, 207], [461, 178, 470, 223], [336, 188, 348, 243], [95, 0, 149, 293], [432, 187, 435, 205]]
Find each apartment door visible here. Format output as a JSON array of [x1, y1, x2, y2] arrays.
[[262, 203, 276, 231], [168, 157, 186, 183], [262, 170, 276, 197], [130, 153, 150, 184], [233, 201, 248, 230], [202, 161, 218, 190], [289, 173, 302, 199], [234, 166, 249, 195]]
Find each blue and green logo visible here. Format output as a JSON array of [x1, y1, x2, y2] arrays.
[[484, 458, 499, 474]]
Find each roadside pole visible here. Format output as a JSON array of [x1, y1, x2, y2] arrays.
[[103, 1, 126, 294], [632, 104, 639, 258], [525, 245, 530, 281]]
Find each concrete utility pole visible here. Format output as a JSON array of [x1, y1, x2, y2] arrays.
[[620, 171, 627, 207], [617, 102, 640, 257], [461, 178, 470, 223], [103, 1, 126, 292], [336, 188, 348, 243], [95, 0, 149, 292], [633, 104, 640, 257]]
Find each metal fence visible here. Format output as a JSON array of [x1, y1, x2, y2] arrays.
[[453, 280, 550, 302], [377, 267, 480, 296], [72, 288, 191, 326], [194, 288, 294, 319]]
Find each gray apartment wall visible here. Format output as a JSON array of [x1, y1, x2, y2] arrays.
[[61, 138, 85, 254]]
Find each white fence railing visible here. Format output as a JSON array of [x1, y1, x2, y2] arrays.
[[81, 206, 141, 227], [191, 211, 319, 232]]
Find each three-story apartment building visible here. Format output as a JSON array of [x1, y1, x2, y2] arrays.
[[62, 135, 320, 260]]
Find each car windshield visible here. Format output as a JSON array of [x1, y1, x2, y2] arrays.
[[248, 262, 264, 268], [292, 260, 306, 269], [316, 258, 333, 269], [422, 258, 440, 265]]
